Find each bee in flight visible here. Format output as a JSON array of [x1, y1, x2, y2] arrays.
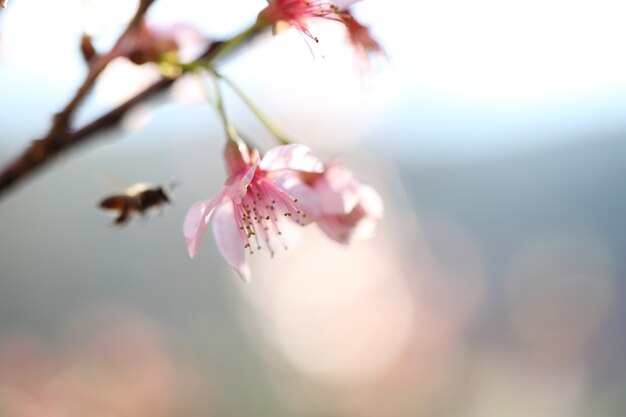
[[99, 183, 176, 226]]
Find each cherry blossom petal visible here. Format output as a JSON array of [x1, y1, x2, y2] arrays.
[[224, 139, 251, 177], [241, 159, 259, 187], [314, 164, 360, 214], [352, 216, 378, 240], [183, 190, 226, 258], [358, 183, 384, 218], [274, 174, 322, 221], [272, 19, 292, 35], [260, 144, 324, 174], [316, 215, 353, 244], [238, 160, 259, 200], [212, 202, 251, 282]]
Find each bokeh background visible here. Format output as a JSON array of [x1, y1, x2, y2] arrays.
[[1, 0, 625, 416]]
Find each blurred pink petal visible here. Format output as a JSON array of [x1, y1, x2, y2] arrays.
[[314, 163, 360, 214], [238, 159, 259, 199], [260, 0, 345, 42], [275, 174, 322, 221], [114, 21, 207, 65], [348, 183, 384, 240], [223, 139, 251, 177], [316, 214, 354, 243], [307, 163, 384, 244], [260, 144, 324, 174], [183, 191, 225, 258], [341, 11, 386, 72], [212, 203, 251, 282], [357, 183, 384, 218]]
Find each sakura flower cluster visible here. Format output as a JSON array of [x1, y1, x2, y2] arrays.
[[259, 0, 382, 58], [184, 140, 383, 281], [259, 0, 343, 42]]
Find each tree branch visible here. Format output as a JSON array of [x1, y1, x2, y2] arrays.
[[0, 0, 157, 198], [0, 2, 264, 200], [55, 0, 157, 130]]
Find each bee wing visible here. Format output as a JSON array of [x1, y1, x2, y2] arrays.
[[124, 182, 152, 196], [99, 195, 127, 210], [97, 172, 155, 194]]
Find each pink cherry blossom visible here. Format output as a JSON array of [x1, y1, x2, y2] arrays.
[[184, 141, 324, 281], [113, 21, 206, 65], [259, 0, 358, 42], [283, 162, 383, 244], [316, 180, 384, 243], [341, 11, 385, 69]]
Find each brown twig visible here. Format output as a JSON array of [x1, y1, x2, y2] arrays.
[[55, 0, 157, 131], [0, 2, 263, 200], [0, 0, 158, 198], [44, 40, 227, 154]]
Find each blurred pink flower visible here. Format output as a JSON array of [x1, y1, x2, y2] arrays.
[[281, 162, 384, 244], [341, 11, 385, 70], [260, 0, 357, 42], [184, 141, 323, 281], [113, 21, 207, 65]]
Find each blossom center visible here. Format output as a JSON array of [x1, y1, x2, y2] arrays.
[[234, 176, 306, 257]]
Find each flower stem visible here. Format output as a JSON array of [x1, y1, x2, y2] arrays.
[[216, 72, 292, 145], [193, 19, 267, 69], [180, 18, 291, 146], [211, 74, 239, 143]]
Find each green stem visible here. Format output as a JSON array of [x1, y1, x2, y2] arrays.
[[177, 19, 267, 74], [179, 18, 291, 146], [216, 72, 291, 145], [197, 19, 267, 68], [211, 75, 239, 142]]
